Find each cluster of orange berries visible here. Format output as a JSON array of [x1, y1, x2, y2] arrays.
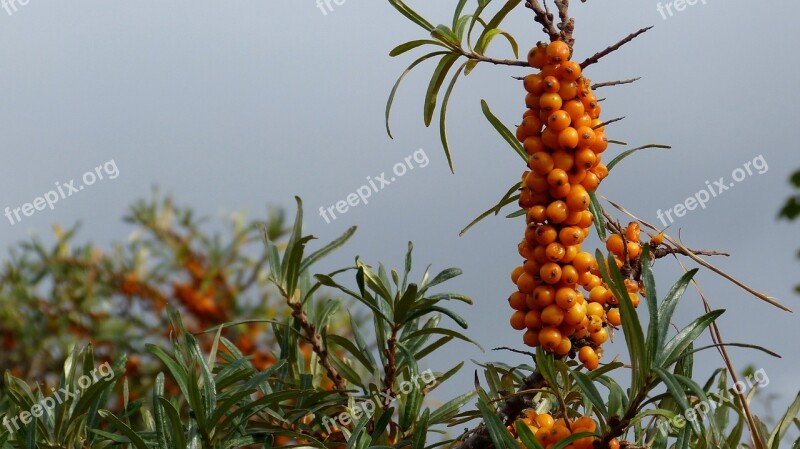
[[514, 410, 618, 449], [509, 40, 635, 370]]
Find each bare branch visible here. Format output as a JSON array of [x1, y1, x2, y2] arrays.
[[580, 27, 653, 69], [592, 77, 641, 90]]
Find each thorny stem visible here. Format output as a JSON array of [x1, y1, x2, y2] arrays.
[[592, 78, 642, 90], [461, 52, 529, 67], [525, 0, 560, 42]]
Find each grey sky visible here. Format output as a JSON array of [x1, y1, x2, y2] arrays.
[[1, 0, 799, 435]]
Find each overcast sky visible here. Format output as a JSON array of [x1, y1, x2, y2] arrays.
[[1, 0, 798, 436]]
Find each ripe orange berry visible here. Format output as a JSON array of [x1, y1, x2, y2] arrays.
[[540, 93, 563, 112], [578, 346, 595, 363], [558, 80, 579, 101], [566, 185, 590, 211], [527, 44, 548, 68], [528, 152, 555, 175], [535, 225, 558, 245], [608, 438, 620, 449], [517, 272, 537, 294], [510, 311, 527, 330], [625, 222, 641, 242], [561, 265, 579, 285], [541, 304, 565, 326], [527, 205, 548, 224], [577, 210, 594, 229], [627, 241, 642, 259], [548, 110, 571, 132], [547, 168, 569, 187], [572, 252, 595, 273], [590, 328, 609, 345], [565, 209, 584, 226], [555, 287, 577, 309], [607, 308, 622, 326], [523, 259, 542, 275], [524, 136, 546, 155], [541, 127, 561, 149], [558, 127, 579, 149], [525, 309, 543, 329], [625, 279, 639, 293], [564, 304, 586, 325], [546, 201, 569, 223], [559, 227, 584, 246], [573, 112, 592, 129], [536, 413, 555, 429], [558, 60, 582, 81], [562, 99, 585, 123], [589, 286, 609, 304], [545, 242, 567, 262], [532, 285, 556, 308], [525, 93, 541, 109], [512, 266, 525, 284], [509, 291, 528, 310], [580, 171, 600, 191], [575, 147, 598, 170], [542, 75, 561, 94], [591, 131, 608, 153], [592, 163, 609, 180], [520, 115, 544, 137], [554, 336, 572, 356], [538, 327, 562, 350], [523, 329, 540, 347], [586, 302, 604, 317], [587, 315, 603, 333], [576, 126, 597, 148], [546, 41, 570, 63], [606, 234, 625, 257], [532, 245, 550, 264], [523, 73, 545, 94], [551, 149, 575, 171], [540, 262, 562, 284]]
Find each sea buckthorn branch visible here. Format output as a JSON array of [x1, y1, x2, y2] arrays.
[[460, 52, 530, 67], [525, 0, 561, 42], [580, 27, 654, 69], [592, 78, 642, 90], [553, 0, 575, 46]]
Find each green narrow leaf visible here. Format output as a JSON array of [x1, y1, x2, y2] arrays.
[[386, 51, 450, 138], [657, 269, 699, 349], [572, 370, 609, 417], [439, 61, 468, 173], [607, 144, 670, 171], [474, 0, 522, 55], [641, 245, 659, 366], [429, 392, 476, 425], [460, 182, 521, 235], [588, 191, 606, 241], [476, 390, 519, 449], [390, 39, 447, 57], [387, 0, 435, 31], [653, 368, 702, 435], [452, 0, 470, 29], [515, 420, 545, 449], [299, 226, 356, 274], [424, 53, 461, 127], [657, 310, 725, 368], [481, 99, 527, 161], [98, 410, 150, 449]]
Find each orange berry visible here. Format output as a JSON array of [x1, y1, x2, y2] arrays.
[[538, 327, 562, 350], [509, 291, 528, 310], [558, 61, 582, 81], [606, 234, 625, 257], [572, 252, 595, 273], [540, 93, 563, 112], [577, 210, 594, 229], [533, 245, 550, 264], [525, 309, 543, 329], [551, 150, 575, 171], [566, 185, 590, 211], [510, 311, 527, 330], [541, 127, 561, 149], [587, 315, 603, 333], [536, 413, 555, 429], [558, 80, 579, 101], [627, 241, 642, 259], [523, 329, 540, 347], [525, 173, 550, 194], [540, 263, 562, 284], [527, 44, 548, 68], [554, 337, 572, 356], [548, 110, 571, 132], [527, 205, 548, 224], [586, 302, 604, 317], [521, 115, 544, 137], [541, 304, 565, 326], [546, 201, 569, 224], [564, 304, 586, 325], [523, 73, 545, 94], [592, 163, 609, 180], [532, 285, 556, 308], [542, 75, 561, 94], [589, 286, 608, 304], [546, 41, 570, 63], [625, 222, 641, 242], [545, 242, 567, 262], [578, 346, 595, 363], [524, 136, 546, 155], [562, 244, 580, 263], [525, 93, 541, 109], [517, 272, 537, 294], [561, 265, 579, 286], [590, 328, 608, 345], [591, 131, 608, 153], [547, 169, 569, 187], [607, 308, 622, 326], [535, 225, 558, 245], [581, 171, 600, 191], [555, 287, 577, 309], [562, 99, 585, 123], [512, 266, 525, 284], [609, 438, 620, 449], [567, 167, 587, 186], [575, 147, 598, 170], [524, 259, 542, 275], [565, 209, 584, 226], [573, 112, 592, 129], [559, 227, 584, 246], [558, 127, 579, 149], [576, 126, 597, 148], [529, 152, 555, 175], [650, 232, 665, 246]]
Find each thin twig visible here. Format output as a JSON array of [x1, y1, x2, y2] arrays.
[[580, 27, 654, 69], [593, 116, 626, 130], [463, 53, 529, 67], [493, 346, 537, 358], [592, 77, 642, 90], [553, 0, 575, 46]]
